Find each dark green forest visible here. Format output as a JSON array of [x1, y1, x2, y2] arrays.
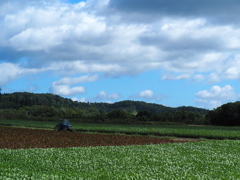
[[0, 91, 239, 126], [206, 101, 240, 126]]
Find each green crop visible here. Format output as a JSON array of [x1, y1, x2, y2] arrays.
[[1, 140, 240, 179], [74, 123, 240, 139], [1, 119, 240, 139]]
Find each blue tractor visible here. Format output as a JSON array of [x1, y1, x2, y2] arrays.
[[54, 119, 73, 132]]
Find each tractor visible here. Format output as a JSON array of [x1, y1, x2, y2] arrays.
[[54, 119, 73, 132]]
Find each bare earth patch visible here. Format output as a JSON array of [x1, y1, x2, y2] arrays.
[[0, 126, 193, 149]]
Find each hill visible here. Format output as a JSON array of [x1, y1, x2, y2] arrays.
[[0, 92, 208, 115]]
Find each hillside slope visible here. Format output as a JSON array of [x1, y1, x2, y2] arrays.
[[0, 92, 208, 114]]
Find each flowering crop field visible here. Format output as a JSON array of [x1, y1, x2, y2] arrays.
[[0, 140, 239, 179]]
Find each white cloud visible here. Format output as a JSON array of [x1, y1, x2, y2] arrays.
[[54, 74, 99, 85], [1, 0, 240, 107], [50, 74, 99, 97], [71, 97, 88, 103], [1, 0, 240, 83], [225, 67, 240, 80], [9, 27, 63, 51], [131, 90, 166, 102], [161, 74, 190, 80], [95, 91, 120, 100], [139, 90, 154, 98], [0, 63, 45, 86], [207, 73, 221, 84], [203, 53, 240, 83], [57, 62, 124, 76], [6, 4, 107, 52], [223, 54, 240, 80], [191, 74, 205, 82], [195, 85, 239, 109], [0, 63, 23, 85], [51, 83, 85, 96]]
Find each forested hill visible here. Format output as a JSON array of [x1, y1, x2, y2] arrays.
[[0, 92, 208, 115]]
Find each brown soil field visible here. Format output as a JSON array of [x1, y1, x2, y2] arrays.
[[0, 126, 190, 149]]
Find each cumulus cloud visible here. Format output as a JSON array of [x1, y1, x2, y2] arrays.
[[6, 3, 107, 53], [0, 62, 45, 86], [53, 61, 125, 76], [95, 91, 120, 100], [51, 83, 85, 96], [139, 19, 224, 52], [1, 0, 240, 108], [223, 54, 240, 80], [72, 90, 120, 103], [50, 74, 99, 96], [0, 63, 24, 86], [0, 0, 240, 82], [71, 97, 88, 103], [191, 74, 205, 82], [131, 90, 166, 102], [108, 0, 240, 24], [161, 74, 190, 80], [54, 74, 99, 86], [195, 85, 240, 109], [139, 90, 154, 98], [9, 27, 63, 51]]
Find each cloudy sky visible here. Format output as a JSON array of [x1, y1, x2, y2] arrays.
[[1, 0, 240, 109]]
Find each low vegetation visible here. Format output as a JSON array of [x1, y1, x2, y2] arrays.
[[1, 140, 239, 179], [0, 119, 239, 179], [1, 119, 240, 139]]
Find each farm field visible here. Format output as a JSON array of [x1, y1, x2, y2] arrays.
[[0, 126, 188, 149], [0, 139, 239, 179], [0, 123, 240, 179], [1, 119, 240, 139]]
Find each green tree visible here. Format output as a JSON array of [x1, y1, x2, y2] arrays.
[[136, 111, 153, 121], [206, 102, 240, 126], [107, 109, 129, 120]]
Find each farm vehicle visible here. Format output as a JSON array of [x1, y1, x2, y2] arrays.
[[54, 119, 73, 132]]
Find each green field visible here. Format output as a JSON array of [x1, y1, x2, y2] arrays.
[[1, 140, 240, 179], [1, 119, 240, 179], [1, 119, 240, 139]]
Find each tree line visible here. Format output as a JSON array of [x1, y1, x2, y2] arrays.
[[206, 101, 240, 126], [1, 91, 239, 126], [0, 92, 208, 113]]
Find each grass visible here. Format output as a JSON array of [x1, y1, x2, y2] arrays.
[[1, 119, 240, 139], [0, 140, 240, 179]]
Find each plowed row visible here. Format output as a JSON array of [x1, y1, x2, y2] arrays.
[[0, 126, 188, 149]]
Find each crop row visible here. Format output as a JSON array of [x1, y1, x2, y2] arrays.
[[1, 119, 240, 139], [73, 123, 240, 139], [0, 140, 239, 179]]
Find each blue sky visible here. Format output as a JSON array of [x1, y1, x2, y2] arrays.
[[1, 0, 240, 109]]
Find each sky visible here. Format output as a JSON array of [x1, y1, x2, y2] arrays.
[[0, 0, 240, 110]]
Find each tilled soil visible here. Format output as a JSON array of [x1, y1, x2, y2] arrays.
[[0, 126, 191, 149]]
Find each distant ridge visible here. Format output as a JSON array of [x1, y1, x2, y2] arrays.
[[0, 92, 209, 115]]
